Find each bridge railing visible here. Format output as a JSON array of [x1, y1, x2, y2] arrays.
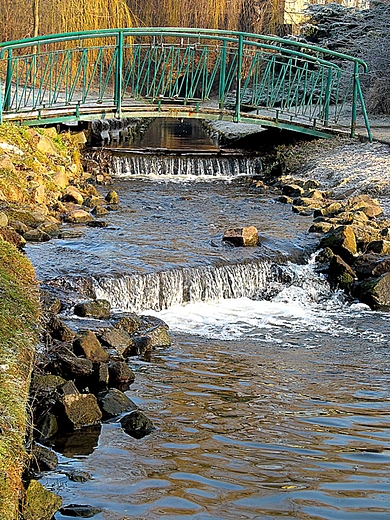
[[0, 28, 372, 140]]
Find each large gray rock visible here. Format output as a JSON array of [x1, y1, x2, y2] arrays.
[[74, 299, 111, 319], [47, 316, 76, 342], [59, 505, 103, 517], [97, 388, 138, 419], [99, 328, 134, 357], [30, 443, 58, 472], [73, 330, 109, 362], [51, 348, 94, 382], [353, 254, 390, 279], [353, 272, 390, 309], [120, 410, 155, 439], [114, 314, 142, 334], [108, 361, 135, 390]]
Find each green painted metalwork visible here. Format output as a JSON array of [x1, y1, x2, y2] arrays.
[[0, 27, 372, 140]]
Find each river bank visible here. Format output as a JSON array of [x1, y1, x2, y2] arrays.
[[1, 120, 390, 518]]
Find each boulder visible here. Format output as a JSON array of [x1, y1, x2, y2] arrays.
[[353, 272, 390, 309], [223, 226, 259, 247], [319, 225, 357, 261], [61, 393, 102, 429], [24, 228, 51, 242], [74, 299, 111, 319], [99, 328, 133, 357], [313, 201, 343, 218], [86, 220, 108, 228], [22, 480, 62, 520], [47, 317, 76, 342], [62, 186, 84, 205], [30, 374, 67, 394], [327, 255, 356, 292], [64, 209, 93, 224], [36, 134, 59, 155], [367, 240, 390, 255], [308, 221, 334, 234], [0, 227, 26, 249], [120, 410, 155, 439], [38, 221, 60, 237], [30, 443, 58, 472], [97, 388, 138, 419], [59, 505, 103, 517], [281, 184, 304, 197], [52, 168, 68, 190], [105, 190, 119, 204], [138, 325, 171, 349], [353, 254, 390, 279], [51, 348, 94, 381], [351, 224, 380, 250], [73, 331, 109, 362], [292, 205, 315, 216], [347, 194, 383, 218], [66, 470, 92, 482], [276, 195, 293, 204], [108, 361, 135, 390], [9, 219, 29, 235], [83, 195, 102, 208], [114, 314, 142, 334], [32, 184, 46, 205], [91, 205, 109, 217], [0, 212, 8, 227], [35, 413, 59, 441]]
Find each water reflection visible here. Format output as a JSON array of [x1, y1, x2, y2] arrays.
[[125, 118, 219, 152], [46, 333, 390, 520]]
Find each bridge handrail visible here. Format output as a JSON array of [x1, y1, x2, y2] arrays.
[[0, 28, 372, 140], [0, 27, 368, 71]]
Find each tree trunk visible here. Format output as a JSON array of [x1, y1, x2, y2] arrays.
[[32, 0, 39, 38]]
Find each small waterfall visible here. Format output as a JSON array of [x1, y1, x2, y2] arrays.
[[111, 154, 262, 179], [91, 259, 274, 313]]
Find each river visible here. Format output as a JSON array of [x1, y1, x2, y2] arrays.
[[27, 123, 390, 520]]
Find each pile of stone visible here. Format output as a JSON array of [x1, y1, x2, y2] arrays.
[[25, 292, 171, 518], [253, 175, 390, 309]]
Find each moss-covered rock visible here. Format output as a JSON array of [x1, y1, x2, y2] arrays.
[[22, 479, 62, 520]]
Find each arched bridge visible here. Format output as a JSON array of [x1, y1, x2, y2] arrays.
[[0, 28, 372, 140]]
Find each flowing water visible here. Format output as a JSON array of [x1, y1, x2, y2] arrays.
[[29, 147, 390, 519]]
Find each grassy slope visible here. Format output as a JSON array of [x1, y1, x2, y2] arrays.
[[0, 241, 40, 520]]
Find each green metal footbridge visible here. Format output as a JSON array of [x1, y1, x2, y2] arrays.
[[0, 28, 372, 140]]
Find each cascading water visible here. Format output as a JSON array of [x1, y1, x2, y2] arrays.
[[110, 153, 263, 179]]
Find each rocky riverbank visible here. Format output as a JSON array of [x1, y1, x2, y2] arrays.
[[0, 123, 172, 519]]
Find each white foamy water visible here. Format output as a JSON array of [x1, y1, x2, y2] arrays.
[[111, 154, 262, 180], [144, 296, 326, 340]]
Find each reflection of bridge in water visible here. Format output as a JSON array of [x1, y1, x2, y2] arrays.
[[0, 28, 372, 141]]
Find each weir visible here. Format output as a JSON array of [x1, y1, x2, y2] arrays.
[[110, 153, 263, 178]]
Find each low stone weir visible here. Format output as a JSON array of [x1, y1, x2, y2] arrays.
[[110, 153, 263, 179], [64, 258, 328, 314]]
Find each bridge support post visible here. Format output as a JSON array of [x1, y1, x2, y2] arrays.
[[234, 35, 243, 122], [218, 41, 227, 109], [3, 49, 13, 112], [115, 31, 124, 118], [351, 61, 359, 138], [324, 68, 332, 126]]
